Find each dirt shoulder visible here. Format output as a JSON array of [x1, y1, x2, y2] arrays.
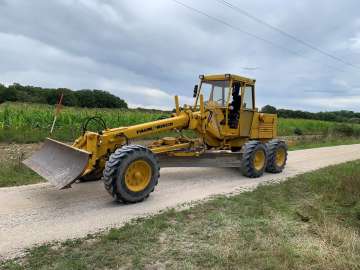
[[0, 143, 41, 163]]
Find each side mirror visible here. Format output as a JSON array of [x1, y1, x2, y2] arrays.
[[193, 85, 198, 98]]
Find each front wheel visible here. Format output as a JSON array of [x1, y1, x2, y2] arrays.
[[103, 145, 159, 203]]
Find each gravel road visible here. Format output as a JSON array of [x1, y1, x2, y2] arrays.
[[1, 144, 360, 260]]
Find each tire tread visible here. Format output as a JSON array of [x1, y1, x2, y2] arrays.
[[241, 140, 267, 178], [102, 145, 160, 203], [265, 139, 288, 173]]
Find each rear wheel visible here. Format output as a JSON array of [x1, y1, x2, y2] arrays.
[[241, 141, 267, 178], [266, 139, 288, 173], [103, 145, 159, 203]]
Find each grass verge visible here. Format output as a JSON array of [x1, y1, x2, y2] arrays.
[[288, 136, 360, 150], [0, 161, 43, 187], [2, 160, 360, 269]]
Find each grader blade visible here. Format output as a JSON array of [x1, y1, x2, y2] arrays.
[[23, 138, 90, 189]]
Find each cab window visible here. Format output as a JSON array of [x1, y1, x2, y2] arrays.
[[199, 80, 230, 107], [243, 86, 254, 110]]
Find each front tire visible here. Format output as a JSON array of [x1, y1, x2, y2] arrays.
[[241, 141, 268, 178], [103, 145, 159, 203]]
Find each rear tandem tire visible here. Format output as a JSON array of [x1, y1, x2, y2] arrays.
[[102, 145, 160, 203], [241, 141, 268, 178], [265, 139, 288, 173]]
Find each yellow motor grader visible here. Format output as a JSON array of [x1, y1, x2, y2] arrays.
[[24, 74, 287, 203]]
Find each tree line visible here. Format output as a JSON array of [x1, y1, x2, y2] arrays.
[[261, 105, 360, 123], [0, 83, 128, 109]]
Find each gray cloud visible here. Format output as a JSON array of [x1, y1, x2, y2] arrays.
[[0, 0, 359, 111]]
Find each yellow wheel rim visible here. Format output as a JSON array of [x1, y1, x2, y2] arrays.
[[275, 148, 286, 167], [125, 160, 152, 192], [254, 149, 266, 171]]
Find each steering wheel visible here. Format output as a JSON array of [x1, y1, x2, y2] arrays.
[[82, 116, 107, 134]]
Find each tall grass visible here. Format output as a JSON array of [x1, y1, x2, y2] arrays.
[[279, 118, 360, 137], [0, 102, 168, 143], [0, 161, 42, 187], [1, 102, 360, 143]]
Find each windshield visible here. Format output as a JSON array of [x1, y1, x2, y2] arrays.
[[199, 80, 230, 107]]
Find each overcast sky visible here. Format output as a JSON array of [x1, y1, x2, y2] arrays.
[[0, 0, 359, 111]]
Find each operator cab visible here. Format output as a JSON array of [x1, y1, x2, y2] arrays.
[[194, 74, 256, 136]]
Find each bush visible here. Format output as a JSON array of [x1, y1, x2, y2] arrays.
[[349, 118, 360, 124], [294, 127, 303, 136], [261, 105, 277, 114], [333, 124, 356, 137]]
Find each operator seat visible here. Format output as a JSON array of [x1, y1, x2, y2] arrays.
[[228, 83, 241, 129]]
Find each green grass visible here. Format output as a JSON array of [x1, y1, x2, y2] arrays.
[[2, 160, 360, 269], [2, 102, 360, 143], [278, 118, 339, 136], [278, 117, 360, 137], [0, 161, 43, 187], [288, 136, 360, 150]]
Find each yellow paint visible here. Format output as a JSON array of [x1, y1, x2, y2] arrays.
[[253, 149, 266, 171], [201, 74, 255, 85], [169, 151, 201, 157], [150, 143, 191, 154], [275, 147, 286, 167], [124, 160, 152, 192], [174, 95, 180, 115], [162, 137, 177, 146]]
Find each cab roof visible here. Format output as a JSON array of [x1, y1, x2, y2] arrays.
[[200, 74, 256, 85]]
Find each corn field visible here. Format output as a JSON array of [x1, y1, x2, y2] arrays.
[[0, 102, 168, 143], [1, 102, 360, 143]]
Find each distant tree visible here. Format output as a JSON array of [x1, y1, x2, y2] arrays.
[[0, 84, 6, 103], [0, 82, 128, 109], [75, 90, 96, 107], [1, 84, 18, 102], [56, 88, 78, 106], [92, 90, 127, 108], [74, 89, 128, 108], [261, 105, 277, 114]]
